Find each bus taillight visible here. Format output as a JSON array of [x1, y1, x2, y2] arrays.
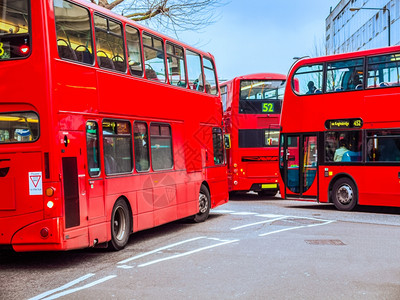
[[40, 227, 49, 238], [44, 185, 61, 218], [45, 187, 55, 197], [19, 45, 30, 55]]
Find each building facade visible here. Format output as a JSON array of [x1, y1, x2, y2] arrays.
[[326, 0, 400, 55]]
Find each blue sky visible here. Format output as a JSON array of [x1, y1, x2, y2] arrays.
[[178, 0, 340, 80]]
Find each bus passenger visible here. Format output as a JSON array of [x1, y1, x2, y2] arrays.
[[334, 139, 349, 161], [306, 81, 316, 94]]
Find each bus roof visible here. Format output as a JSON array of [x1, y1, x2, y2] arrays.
[[71, 0, 215, 59], [221, 73, 286, 86], [290, 45, 400, 75]]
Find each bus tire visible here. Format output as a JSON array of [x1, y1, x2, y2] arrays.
[[331, 177, 358, 211], [109, 199, 131, 251], [192, 184, 211, 223]]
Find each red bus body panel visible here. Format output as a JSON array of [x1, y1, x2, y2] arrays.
[[0, 0, 228, 251], [223, 73, 285, 193], [280, 45, 400, 208]]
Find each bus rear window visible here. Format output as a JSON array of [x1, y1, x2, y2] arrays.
[[0, 112, 39, 143], [0, 0, 31, 60]]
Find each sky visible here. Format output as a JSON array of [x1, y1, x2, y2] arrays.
[[177, 0, 340, 81]]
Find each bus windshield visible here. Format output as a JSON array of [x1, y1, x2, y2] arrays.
[[0, 0, 30, 60], [239, 80, 285, 114], [240, 80, 285, 100]]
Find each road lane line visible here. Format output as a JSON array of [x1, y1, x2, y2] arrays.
[[211, 209, 235, 214], [231, 216, 288, 231], [40, 275, 117, 300], [256, 214, 285, 218], [117, 236, 207, 265], [231, 212, 258, 216], [138, 238, 239, 268], [259, 220, 335, 237], [29, 273, 95, 300]]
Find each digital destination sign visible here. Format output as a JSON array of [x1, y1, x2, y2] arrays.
[[325, 118, 363, 129]]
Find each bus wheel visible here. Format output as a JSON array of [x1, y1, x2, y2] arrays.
[[332, 178, 358, 211], [109, 199, 131, 251], [192, 185, 211, 223]]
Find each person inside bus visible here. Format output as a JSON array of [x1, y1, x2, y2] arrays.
[[348, 74, 362, 90], [104, 139, 118, 174], [334, 139, 349, 162], [306, 81, 317, 94]]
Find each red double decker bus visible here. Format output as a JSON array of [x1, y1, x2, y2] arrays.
[[0, 0, 228, 252], [221, 73, 286, 196], [279, 45, 400, 210]]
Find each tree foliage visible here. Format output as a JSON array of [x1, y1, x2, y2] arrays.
[[89, 0, 225, 35]]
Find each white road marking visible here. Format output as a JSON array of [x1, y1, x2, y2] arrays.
[[117, 236, 207, 265], [211, 209, 236, 214], [29, 273, 95, 300], [117, 265, 134, 269], [137, 238, 239, 268], [256, 214, 284, 218], [259, 220, 335, 237], [231, 216, 288, 231], [231, 212, 258, 216], [40, 275, 117, 300]]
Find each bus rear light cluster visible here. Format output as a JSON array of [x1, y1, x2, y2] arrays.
[[44, 185, 62, 218], [233, 180, 238, 185], [233, 168, 238, 174], [45, 187, 55, 197], [40, 227, 49, 239]]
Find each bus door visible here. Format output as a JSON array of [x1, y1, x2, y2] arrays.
[[60, 130, 89, 244], [281, 134, 318, 199], [85, 121, 106, 244]]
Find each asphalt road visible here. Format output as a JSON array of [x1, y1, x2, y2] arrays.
[[1, 193, 400, 300]]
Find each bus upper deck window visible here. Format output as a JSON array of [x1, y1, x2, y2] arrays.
[[203, 57, 218, 95], [0, 0, 31, 60], [292, 64, 323, 95], [54, 0, 94, 64]]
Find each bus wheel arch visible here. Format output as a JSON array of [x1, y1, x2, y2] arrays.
[[192, 182, 211, 223], [329, 174, 358, 211], [108, 196, 132, 251]]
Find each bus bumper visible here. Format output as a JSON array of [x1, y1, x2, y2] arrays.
[[11, 217, 64, 252]]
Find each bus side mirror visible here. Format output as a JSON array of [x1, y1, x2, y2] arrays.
[[224, 134, 231, 149]]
